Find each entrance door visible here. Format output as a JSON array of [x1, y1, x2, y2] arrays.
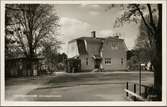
[[94, 59, 101, 69]]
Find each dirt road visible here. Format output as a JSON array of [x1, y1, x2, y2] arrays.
[[5, 71, 153, 101]]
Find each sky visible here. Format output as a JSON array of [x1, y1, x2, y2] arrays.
[[53, 4, 140, 53]]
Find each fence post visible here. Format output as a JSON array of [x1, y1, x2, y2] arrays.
[[126, 82, 129, 97], [134, 84, 136, 101], [139, 64, 141, 96]]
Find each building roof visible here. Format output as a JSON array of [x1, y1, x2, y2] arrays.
[[68, 37, 105, 43], [69, 36, 123, 43], [68, 36, 127, 55], [6, 56, 45, 61]]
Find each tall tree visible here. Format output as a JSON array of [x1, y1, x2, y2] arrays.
[[135, 15, 152, 49], [5, 4, 60, 75], [113, 4, 162, 100]]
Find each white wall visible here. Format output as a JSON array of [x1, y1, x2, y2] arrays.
[[67, 40, 79, 58], [68, 37, 128, 71], [102, 37, 128, 70], [79, 55, 94, 71]]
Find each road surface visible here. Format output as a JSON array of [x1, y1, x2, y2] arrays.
[[5, 71, 154, 101]]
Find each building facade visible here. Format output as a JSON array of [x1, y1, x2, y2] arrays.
[[67, 31, 128, 71]]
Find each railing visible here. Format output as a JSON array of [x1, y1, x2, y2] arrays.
[[125, 82, 151, 101]]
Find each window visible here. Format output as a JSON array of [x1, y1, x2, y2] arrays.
[[86, 58, 88, 65], [121, 58, 123, 64], [111, 41, 118, 50], [105, 58, 111, 65]]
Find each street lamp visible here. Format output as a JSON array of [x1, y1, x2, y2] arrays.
[[139, 63, 145, 95]]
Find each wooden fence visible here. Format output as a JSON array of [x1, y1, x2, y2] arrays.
[[124, 82, 151, 101]]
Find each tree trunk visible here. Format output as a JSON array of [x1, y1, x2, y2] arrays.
[[28, 29, 35, 76], [29, 47, 34, 76], [151, 53, 162, 100], [150, 4, 162, 101]]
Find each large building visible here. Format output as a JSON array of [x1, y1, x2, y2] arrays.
[[67, 31, 128, 71]]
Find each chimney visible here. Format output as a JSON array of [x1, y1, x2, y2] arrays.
[[91, 31, 96, 38]]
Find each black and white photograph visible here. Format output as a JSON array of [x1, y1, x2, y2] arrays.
[[0, 0, 167, 106]]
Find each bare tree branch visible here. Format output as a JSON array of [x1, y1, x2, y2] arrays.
[[134, 4, 154, 35], [147, 4, 156, 31]]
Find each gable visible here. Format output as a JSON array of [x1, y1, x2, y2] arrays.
[[104, 37, 128, 51], [76, 39, 88, 55]]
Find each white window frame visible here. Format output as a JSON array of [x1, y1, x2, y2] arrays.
[[105, 58, 111, 65]]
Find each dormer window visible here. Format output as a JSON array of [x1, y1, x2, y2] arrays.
[[111, 41, 118, 50]]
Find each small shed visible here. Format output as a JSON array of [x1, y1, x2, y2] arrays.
[[5, 57, 44, 77]]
